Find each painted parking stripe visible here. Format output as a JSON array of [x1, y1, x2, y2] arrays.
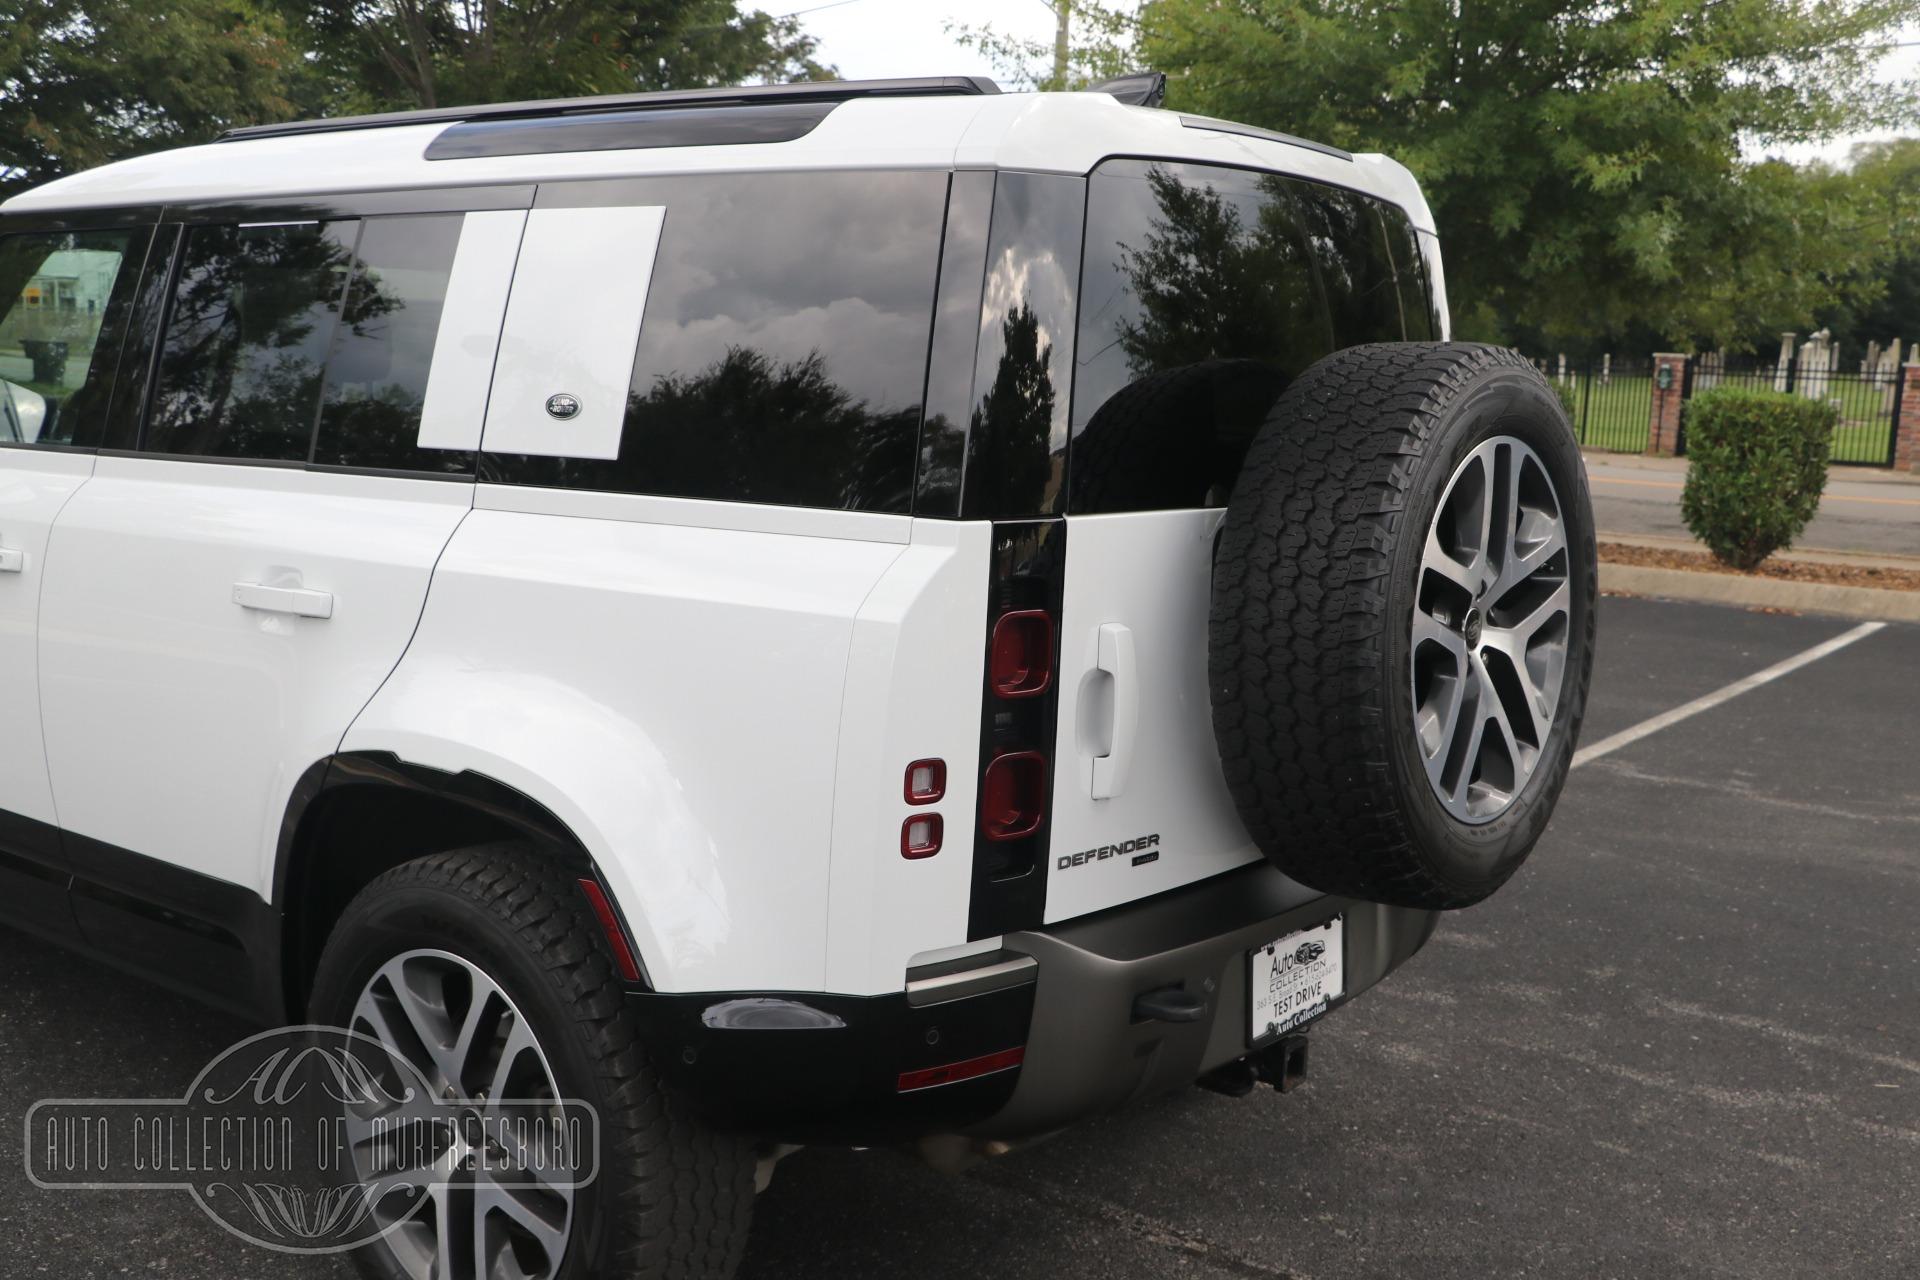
[[1572, 620, 1888, 769]]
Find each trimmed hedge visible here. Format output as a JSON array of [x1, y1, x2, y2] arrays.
[[1680, 387, 1833, 570]]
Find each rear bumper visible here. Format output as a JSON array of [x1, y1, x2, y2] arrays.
[[981, 865, 1436, 1138], [628, 863, 1437, 1145]]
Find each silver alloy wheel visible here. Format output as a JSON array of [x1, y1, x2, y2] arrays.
[[1412, 435, 1571, 823], [349, 948, 576, 1280]]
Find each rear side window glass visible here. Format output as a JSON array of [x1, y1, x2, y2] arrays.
[[480, 170, 948, 513], [1070, 160, 1432, 513], [147, 221, 356, 462], [313, 214, 471, 473], [1296, 185, 1407, 347], [0, 228, 141, 448], [1378, 204, 1438, 341]]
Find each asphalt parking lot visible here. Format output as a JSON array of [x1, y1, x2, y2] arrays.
[[0, 594, 1914, 1278]]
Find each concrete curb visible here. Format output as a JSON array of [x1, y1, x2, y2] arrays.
[[1600, 563, 1920, 623]]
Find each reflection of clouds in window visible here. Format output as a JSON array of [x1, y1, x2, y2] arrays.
[[631, 171, 944, 417], [637, 295, 923, 411]]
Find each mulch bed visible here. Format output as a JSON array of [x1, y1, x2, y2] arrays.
[[1599, 541, 1920, 592]]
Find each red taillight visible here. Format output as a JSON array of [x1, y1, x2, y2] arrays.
[[903, 758, 946, 805], [901, 813, 944, 859], [897, 1046, 1026, 1093], [980, 750, 1046, 842], [578, 878, 643, 983], [989, 609, 1054, 698]]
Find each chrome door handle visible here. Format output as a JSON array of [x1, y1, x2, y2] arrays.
[[0, 548, 22, 574], [232, 581, 333, 619]]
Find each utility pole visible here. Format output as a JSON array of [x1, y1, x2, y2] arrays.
[[1050, 0, 1071, 90]]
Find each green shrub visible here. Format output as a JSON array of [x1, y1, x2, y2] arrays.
[[1680, 388, 1833, 570], [1549, 377, 1577, 426]]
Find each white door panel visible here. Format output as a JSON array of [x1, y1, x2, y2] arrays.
[[1046, 509, 1262, 923], [0, 450, 93, 826], [38, 458, 469, 894]]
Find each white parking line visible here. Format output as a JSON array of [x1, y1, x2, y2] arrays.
[[1572, 621, 1888, 769]]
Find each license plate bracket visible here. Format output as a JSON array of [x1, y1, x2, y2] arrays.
[[1248, 916, 1344, 1047]]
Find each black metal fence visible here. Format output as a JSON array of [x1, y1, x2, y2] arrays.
[[1527, 352, 1903, 467], [1533, 357, 1653, 453], [1690, 359, 1902, 467]]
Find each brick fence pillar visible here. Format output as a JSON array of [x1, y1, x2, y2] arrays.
[[1646, 352, 1688, 456], [1895, 363, 1920, 473]]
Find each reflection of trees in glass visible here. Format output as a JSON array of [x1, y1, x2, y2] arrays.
[[151, 225, 396, 460], [966, 302, 1056, 513], [313, 245, 466, 472], [1114, 168, 1329, 380], [625, 345, 919, 510]]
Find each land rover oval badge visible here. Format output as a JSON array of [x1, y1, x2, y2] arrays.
[[546, 393, 581, 420]]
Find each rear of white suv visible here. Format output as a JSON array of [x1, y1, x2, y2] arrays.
[[0, 77, 1593, 1280]]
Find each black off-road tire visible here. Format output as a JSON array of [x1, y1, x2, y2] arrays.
[[311, 844, 755, 1280], [1209, 343, 1597, 910]]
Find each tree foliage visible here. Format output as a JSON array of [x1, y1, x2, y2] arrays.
[[1814, 139, 1920, 347], [281, 0, 831, 113], [1136, 0, 1920, 350], [0, 0, 312, 199], [0, 1, 833, 201]]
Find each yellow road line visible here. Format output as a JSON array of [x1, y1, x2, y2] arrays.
[[1589, 474, 1920, 508]]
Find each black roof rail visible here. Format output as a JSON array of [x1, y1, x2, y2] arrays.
[[218, 76, 1002, 144]]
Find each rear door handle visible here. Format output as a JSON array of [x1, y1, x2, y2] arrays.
[[232, 581, 333, 619], [1091, 622, 1137, 800], [0, 547, 22, 574]]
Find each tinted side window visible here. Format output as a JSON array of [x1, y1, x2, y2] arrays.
[[1295, 185, 1406, 347], [313, 214, 471, 473], [480, 170, 947, 513], [1069, 160, 1430, 514], [0, 227, 143, 448], [147, 222, 356, 461], [1378, 204, 1439, 341]]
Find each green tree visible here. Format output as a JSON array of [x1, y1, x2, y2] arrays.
[[282, 0, 832, 113], [1136, 0, 1920, 350], [947, 1, 1136, 90], [1812, 139, 1920, 348], [0, 0, 313, 201]]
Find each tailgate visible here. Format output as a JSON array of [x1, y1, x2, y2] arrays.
[[1045, 509, 1263, 922]]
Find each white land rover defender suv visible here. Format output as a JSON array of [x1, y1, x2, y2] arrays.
[[0, 74, 1595, 1279]]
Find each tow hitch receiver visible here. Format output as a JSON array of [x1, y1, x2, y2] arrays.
[[1253, 1034, 1311, 1093], [1196, 1033, 1311, 1098]]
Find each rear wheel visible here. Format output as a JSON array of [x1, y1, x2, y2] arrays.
[[310, 844, 754, 1280], [1209, 343, 1596, 909]]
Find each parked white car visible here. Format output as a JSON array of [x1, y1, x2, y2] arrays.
[[0, 74, 1595, 1279]]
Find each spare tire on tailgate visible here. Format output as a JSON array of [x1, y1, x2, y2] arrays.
[[1209, 343, 1597, 910]]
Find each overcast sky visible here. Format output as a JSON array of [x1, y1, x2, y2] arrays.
[[798, 1, 1915, 168]]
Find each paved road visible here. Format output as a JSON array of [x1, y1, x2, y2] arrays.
[[0, 597, 1914, 1278], [1587, 454, 1920, 558]]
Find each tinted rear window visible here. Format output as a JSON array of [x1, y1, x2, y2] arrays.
[[1069, 160, 1440, 513], [481, 170, 948, 512]]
